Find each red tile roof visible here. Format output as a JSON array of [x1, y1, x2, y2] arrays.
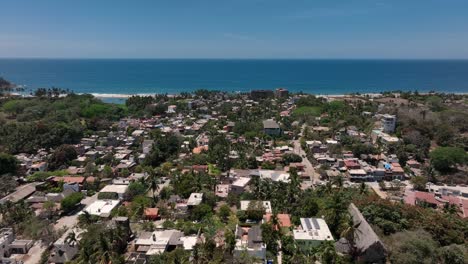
[[414, 191, 442, 206], [144, 208, 159, 217], [264, 213, 292, 229]]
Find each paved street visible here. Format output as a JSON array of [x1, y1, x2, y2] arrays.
[[23, 241, 47, 264], [292, 139, 317, 184]]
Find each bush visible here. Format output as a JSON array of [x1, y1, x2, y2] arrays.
[[190, 204, 213, 221], [61, 192, 84, 213]]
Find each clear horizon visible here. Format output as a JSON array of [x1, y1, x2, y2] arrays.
[[2, 1, 468, 59]]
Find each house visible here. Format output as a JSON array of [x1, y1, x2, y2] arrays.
[[230, 177, 250, 194], [48, 229, 81, 264], [262, 119, 281, 136], [346, 203, 387, 263], [0, 228, 34, 261], [240, 201, 272, 214], [141, 140, 154, 155], [255, 170, 290, 183], [192, 145, 208, 154], [99, 184, 129, 200], [234, 225, 266, 261], [134, 230, 191, 255], [263, 213, 292, 232], [83, 200, 120, 217], [131, 130, 145, 137], [348, 169, 369, 181], [344, 159, 361, 170], [293, 218, 333, 250], [187, 193, 203, 206], [28, 162, 47, 174], [144, 208, 159, 220], [0, 182, 40, 204], [215, 184, 230, 198]]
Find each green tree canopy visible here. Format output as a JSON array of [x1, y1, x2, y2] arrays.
[[430, 147, 467, 172]]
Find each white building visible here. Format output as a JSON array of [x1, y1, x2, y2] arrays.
[[240, 201, 272, 214], [255, 170, 290, 183], [83, 200, 120, 217], [187, 193, 203, 206], [293, 218, 334, 250], [381, 114, 396, 133], [99, 184, 129, 200], [231, 177, 251, 194]]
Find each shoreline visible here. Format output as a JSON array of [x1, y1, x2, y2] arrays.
[[86, 92, 468, 99], [7, 91, 468, 100]]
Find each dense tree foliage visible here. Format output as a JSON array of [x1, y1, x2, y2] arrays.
[[0, 152, 18, 175], [430, 147, 467, 172], [48, 144, 78, 170], [60, 192, 84, 213], [0, 94, 126, 153]]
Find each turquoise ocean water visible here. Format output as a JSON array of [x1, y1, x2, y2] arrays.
[[1, 59, 468, 101]]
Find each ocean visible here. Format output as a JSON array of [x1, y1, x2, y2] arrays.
[[1, 59, 468, 99]]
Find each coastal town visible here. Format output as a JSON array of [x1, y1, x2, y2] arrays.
[[0, 80, 467, 264]]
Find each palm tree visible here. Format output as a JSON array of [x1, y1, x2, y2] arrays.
[[317, 240, 340, 263], [147, 168, 160, 203], [324, 192, 349, 234], [359, 182, 368, 195], [65, 231, 78, 245], [78, 211, 93, 227], [443, 203, 461, 215], [339, 213, 362, 260], [333, 175, 344, 189]]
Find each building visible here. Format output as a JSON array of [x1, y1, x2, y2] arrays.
[[240, 201, 272, 214], [381, 114, 396, 133], [250, 90, 274, 100], [99, 184, 129, 200], [255, 170, 290, 183], [230, 177, 251, 194], [263, 119, 281, 136], [293, 218, 333, 250], [187, 193, 203, 206], [0, 182, 39, 204], [135, 230, 183, 255], [348, 169, 369, 181], [48, 229, 81, 264], [142, 140, 154, 155], [83, 200, 120, 217], [134, 230, 197, 256], [234, 225, 266, 261], [0, 228, 34, 262], [275, 88, 289, 98], [263, 213, 292, 232], [144, 208, 159, 220]]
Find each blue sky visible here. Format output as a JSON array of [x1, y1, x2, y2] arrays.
[[1, 0, 468, 58]]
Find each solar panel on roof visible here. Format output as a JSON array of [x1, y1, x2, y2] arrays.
[[312, 218, 321, 230], [304, 219, 313, 230]]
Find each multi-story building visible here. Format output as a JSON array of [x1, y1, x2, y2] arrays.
[[381, 114, 396, 133]]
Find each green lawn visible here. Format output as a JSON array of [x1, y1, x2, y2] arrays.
[[292, 106, 322, 117]]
